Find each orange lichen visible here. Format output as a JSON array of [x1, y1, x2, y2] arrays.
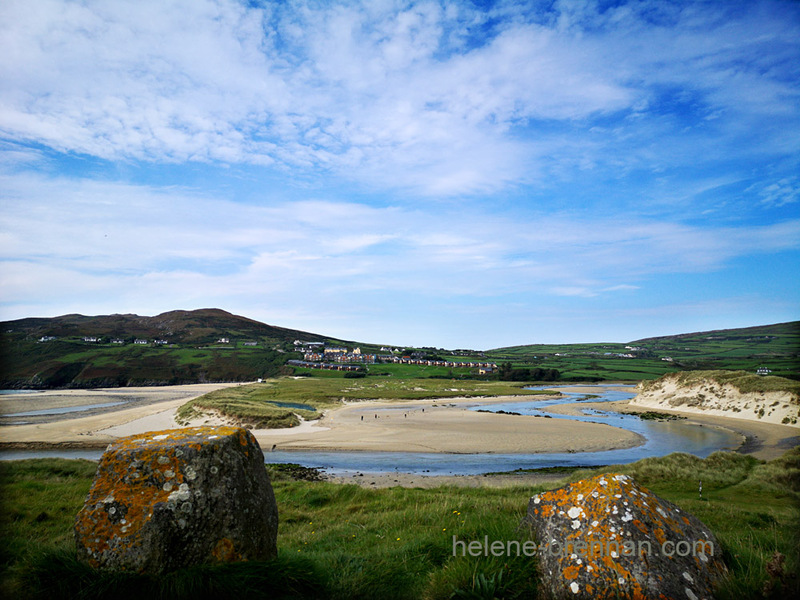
[[523, 472, 726, 599], [75, 426, 255, 569], [563, 564, 580, 579], [212, 538, 241, 562]]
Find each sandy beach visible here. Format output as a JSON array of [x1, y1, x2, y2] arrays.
[[0, 383, 244, 448], [1, 383, 796, 465], [0, 390, 645, 454]]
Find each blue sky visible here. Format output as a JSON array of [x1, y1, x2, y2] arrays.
[[1, 0, 798, 348]]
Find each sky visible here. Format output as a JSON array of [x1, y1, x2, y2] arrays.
[[1, 0, 799, 349]]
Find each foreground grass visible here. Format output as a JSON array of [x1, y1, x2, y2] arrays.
[[1, 450, 798, 599], [176, 377, 550, 428]]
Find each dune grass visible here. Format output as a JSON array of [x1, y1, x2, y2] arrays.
[[176, 377, 549, 428], [1, 450, 797, 599], [639, 370, 800, 396]]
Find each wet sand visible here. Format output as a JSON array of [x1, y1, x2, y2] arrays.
[[1, 387, 645, 454], [0, 383, 244, 448], [324, 470, 576, 489]]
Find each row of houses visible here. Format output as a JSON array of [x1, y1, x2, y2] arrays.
[[286, 359, 363, 372], [300, 348, 497, 373], [388, 356, 497, 370]]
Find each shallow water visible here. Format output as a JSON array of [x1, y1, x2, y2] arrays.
[[2, 401, 128, 418], [0, 385, 742, 474]]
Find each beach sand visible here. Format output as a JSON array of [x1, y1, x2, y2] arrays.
[[323, 470, 575, 489], [2, 383, 796, 468], [251, 396, 646, 454], [0, 383, 243, 448], [0, 391, 646, 454]]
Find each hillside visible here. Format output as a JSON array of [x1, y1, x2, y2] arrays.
[[1, 311, 799, 388], [2, 308, 330, 346], [487, 321, 800, 381], [631, 370, 800, 426], [0, 309, 344, 389]]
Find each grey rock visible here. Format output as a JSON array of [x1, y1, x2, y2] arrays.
[[519, 473, 726, 599], [75, 426, 277, 573]]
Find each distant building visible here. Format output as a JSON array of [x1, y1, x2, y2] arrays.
[[756, 367, 772, 376], [154, 339, 168, 345], [243, 341, 258, 346], [134, 339, 148, 345], [38, 335, 56, 342], [111, 339, 126, 344], [82, 336, 100, 343], [218, 337, 230, 344]]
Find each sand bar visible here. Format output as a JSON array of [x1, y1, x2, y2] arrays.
[[250, 396, 645, 454], [0, 383, 244, 448], [1, 387, 645, 454]]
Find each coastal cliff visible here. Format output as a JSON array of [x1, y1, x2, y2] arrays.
[[631, 370, 799, 427]]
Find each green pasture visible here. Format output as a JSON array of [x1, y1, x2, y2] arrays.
[[487, 322, 799, 381], [1, 450, 797, 599]]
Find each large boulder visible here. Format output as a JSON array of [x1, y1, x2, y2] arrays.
[[520, 473, 726, 599], [75, 426, 278, 573]]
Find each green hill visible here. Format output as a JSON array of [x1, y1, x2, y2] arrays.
[[1, 311, 798, 388], [0, 309, 348, 388], [486, 321, 800, 382]]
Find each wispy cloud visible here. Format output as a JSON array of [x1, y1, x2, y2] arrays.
[[1, 0, 798, 196], [1, 1, 798, 345], [2, 173, 797, 341]]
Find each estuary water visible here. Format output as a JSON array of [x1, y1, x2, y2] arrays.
[[0, 385, 742, 474]]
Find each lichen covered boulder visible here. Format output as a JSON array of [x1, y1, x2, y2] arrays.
[[75, 426, 278, 573], [520, 473, 726, 599]]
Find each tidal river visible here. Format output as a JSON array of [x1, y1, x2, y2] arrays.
[[1, 385, 742, 475]]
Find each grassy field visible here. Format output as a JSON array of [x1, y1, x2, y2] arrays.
[[1, 450, 797, 599], [177, 378, 549, 428], [487, 321, 800, 382]]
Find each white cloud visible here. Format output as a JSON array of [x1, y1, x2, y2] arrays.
[[2, 174, 798, 328], [756, 177, 800, 208], [1, 1, 797, 195]]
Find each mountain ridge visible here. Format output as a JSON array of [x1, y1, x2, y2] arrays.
[[1, 308, 334, 346]]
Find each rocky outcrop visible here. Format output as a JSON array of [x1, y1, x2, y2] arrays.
[[631, 371, 799, 427], [75, 426, 278, 573], [520, 473, 726, 600]]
